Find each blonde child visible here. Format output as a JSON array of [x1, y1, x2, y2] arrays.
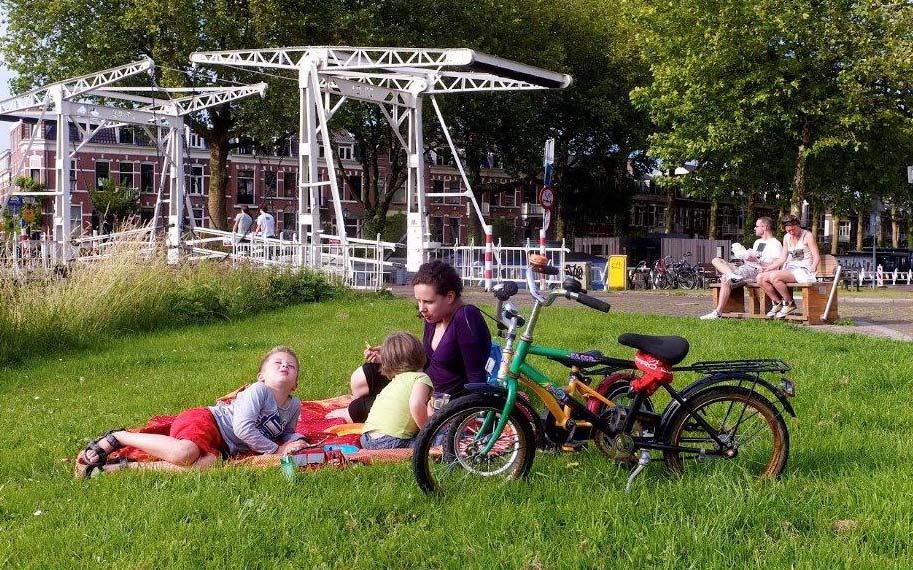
[[79, 346, 308, 475], [360, 332, 433, 450]]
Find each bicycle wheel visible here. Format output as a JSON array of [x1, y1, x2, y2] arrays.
[[663, 386, 789, 478], [678, 270, 698, 290], [412, 393, 536, 495]]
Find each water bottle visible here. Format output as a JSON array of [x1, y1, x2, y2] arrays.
[[279, 454, 296, 481]]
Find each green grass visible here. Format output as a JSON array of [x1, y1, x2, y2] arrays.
[[2, 297, 912, 568]]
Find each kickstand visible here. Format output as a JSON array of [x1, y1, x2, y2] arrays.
[[625, 450, 651, 493]]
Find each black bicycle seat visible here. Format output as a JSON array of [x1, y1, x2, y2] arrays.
[[617, 333, 689, 365]]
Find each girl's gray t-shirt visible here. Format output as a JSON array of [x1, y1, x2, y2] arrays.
[[209, 381, 303, 456]]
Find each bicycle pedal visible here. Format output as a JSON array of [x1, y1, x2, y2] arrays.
[[561, 442, 587, 453]]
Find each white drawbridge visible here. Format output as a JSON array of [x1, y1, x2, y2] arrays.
[[0, 59, 266, 264], [189, 47, 571, 287]]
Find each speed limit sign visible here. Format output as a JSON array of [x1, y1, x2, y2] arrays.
[[539, 186, 554, 209]]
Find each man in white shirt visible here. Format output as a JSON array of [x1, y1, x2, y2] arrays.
[[254, 206, 276, 239], [701, 216, 783, 320]]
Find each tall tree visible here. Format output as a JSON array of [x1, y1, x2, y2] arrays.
[[0, 0, 368, 229], [631, 0, 913, 219]]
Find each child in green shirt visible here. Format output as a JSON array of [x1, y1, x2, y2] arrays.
[[360, 332, 433, 449]]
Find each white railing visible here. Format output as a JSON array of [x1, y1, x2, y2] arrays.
[[184, 228, 397, 290], [72, 227, 156, 261], [429, 238, 569, 287], [1, 237, 52, 277]]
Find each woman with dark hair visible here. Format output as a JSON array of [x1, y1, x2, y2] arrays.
[[328, 260, 492, 423], [756, 214, 821, 319]]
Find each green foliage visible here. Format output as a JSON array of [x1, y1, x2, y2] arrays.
[[0, 250, 343, 366], [631, 0, 913, 216], [2, 299, 913, 566], [88, 179, 139, 222]]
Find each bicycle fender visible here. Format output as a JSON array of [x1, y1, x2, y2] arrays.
[[657, 374, 796, 440]]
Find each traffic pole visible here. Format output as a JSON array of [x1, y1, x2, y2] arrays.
[[484, 224, 493, 291]]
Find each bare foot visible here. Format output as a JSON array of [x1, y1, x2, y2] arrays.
[[324, 408, 353, 423]]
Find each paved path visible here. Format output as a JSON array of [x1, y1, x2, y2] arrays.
[[390, 286, 913, 341]]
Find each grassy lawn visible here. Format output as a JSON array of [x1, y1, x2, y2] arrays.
[[2, 296, 912, 568]]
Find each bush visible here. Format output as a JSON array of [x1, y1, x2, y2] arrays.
[[0, 246, 343, 366]]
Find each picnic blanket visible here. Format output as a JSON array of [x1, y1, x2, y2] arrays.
[[74, 388, 416, 478]]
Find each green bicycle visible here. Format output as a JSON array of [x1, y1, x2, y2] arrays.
[[412, 254, 796, 495]]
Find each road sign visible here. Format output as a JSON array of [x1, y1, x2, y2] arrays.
[[539, 186, 554, 209], [908, 165, 913, 184], [542, 209, 551, 232]]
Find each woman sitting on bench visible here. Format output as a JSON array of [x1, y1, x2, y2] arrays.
[[756, 214, 821, 319]]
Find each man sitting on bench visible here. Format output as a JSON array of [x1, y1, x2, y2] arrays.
[[701, 216, 782, 320]]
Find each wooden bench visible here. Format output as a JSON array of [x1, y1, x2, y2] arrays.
[[710, 255, 841, 325]]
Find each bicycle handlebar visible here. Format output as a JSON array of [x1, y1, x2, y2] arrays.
[[524, 254, 611, 314], [572, 292, 611, 313]]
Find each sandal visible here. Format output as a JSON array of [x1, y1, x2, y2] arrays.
[[84, 457, 132, 479], [79, 428, 125, 469]]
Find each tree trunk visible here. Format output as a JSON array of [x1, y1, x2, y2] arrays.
[[891, 205, 900, 248], [708, 199, 718, 240], [207, 138, 230, 230], [742, 192, 756, 245], [664, 181, 676, 234], [830, 213, 839, 255], [856, 209, 866, 250], [789, 117, 811, 217], [809, 207, 819, 240]]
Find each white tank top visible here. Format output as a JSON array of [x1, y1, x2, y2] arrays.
[[785, 230, 813, 270]]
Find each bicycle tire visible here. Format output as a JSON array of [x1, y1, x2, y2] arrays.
[[412, 393, 536, 495], [678, 270, 699, 290], [662, 385, 789, 478]]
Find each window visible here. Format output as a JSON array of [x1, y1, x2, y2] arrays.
[[282, 212, 296, 236], [70, 159, 77, 188], [431, 179, 445, 204], [30, 168, 41, 182], [338, 144, 354, 161], [264, 171, 277, 197], [188, 165, 204, 195], [283, 171, 297, 198], [70, 203, 83, 237], [446, 180, 461, 205], [141, 164, 155, 194], [429, 216, 444, 243], [190, 207, 205, 227], [186, 127, 205, 149], [95, 161, 110, 188], [392, 183, 406, 204], [118, 127, 134, 144], [448, 217, 461, 243], [348, 175, 362, 201], [344, 216, 359, 238], [499, 189, 517, 207], [119, 162, 134, 188], [237, 170, 254, 204], [432, 150, 451, 166]]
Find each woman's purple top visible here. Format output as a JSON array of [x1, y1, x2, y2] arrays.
[[423, 304, 492, 395]]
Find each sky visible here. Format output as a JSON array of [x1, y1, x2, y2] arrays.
[[0, 19, 11, 152], [0, 61, 12, 152]]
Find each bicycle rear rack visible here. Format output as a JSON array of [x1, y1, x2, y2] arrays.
[[675, 359, 791, 374]]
